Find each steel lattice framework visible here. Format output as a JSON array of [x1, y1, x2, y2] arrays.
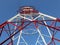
[[0, 6, 60, 45]]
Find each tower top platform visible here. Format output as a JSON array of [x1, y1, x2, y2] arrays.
[[19, 6, 39, 15]]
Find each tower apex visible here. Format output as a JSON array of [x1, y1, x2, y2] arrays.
[[19, 6, 38, 15]]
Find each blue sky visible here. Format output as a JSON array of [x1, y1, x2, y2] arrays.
[[0, 0, 60, 45], [0, 0, 60, 24]]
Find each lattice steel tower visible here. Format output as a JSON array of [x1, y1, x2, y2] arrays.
[[0, 6, 60, 45]]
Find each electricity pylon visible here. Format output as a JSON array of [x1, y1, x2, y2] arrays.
[[0, 6, 60, 45]]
